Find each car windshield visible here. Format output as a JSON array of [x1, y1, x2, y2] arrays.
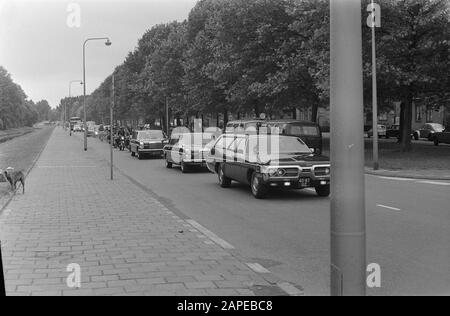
[[138, 131, 164, 140], [181, 133, 214, 146], [430, 124, 444, 132], [249, 136, 312, 158], [278, 123, 320, 137]]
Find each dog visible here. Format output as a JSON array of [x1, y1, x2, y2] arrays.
[[1, 168, 25, 194]]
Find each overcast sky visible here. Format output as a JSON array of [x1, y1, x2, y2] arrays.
[[0, 0, 197, 108]]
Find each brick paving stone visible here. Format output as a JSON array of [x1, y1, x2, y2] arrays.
[[0, 128, 284, 296]]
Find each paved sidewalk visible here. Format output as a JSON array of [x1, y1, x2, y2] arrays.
[[0, 128, 295, 296]]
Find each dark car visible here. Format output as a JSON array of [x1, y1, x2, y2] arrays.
[[206, 134, 331, 199], [433, 129, 450, 146], [386, 125, 400, 139], [226, 120, 323, 155], [130, 130, 167, 159], [413, 123, 445, 141], [164, 132, 216, 173]]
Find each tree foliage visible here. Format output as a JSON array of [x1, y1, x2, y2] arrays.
[[67, 0, 449, 152], [0, 66, 47, 129]]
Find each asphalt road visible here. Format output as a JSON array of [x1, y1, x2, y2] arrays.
[[77, 133, 449, 295], [0, 125, 54, 204]]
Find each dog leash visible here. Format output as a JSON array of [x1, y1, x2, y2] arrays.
[[0, 241, 5, 296]]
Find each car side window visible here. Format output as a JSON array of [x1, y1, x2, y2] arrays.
[[236, 138, 246, 154], [169, 137, 178, 145], [214, 137, 224, 151]]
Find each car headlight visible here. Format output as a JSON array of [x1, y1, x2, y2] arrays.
[[324, 168, 331, 175], [140, 142, 144, 147], [261, 167, 285, 177]]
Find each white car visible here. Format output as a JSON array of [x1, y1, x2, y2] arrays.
[[368, 125, 387, 138]]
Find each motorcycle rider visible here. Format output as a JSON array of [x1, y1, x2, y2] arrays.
[[115, 127, 125, 149]]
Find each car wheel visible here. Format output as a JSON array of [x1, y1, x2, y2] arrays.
[[165, 158, 172, 168], [414, 133, 419, 141], [218, 164, 232, 188], [181, 161, 189, 173], [137, 151, 143, 160], [251, 172, 267, 199], [434, 138, 439, 146], [315, 185, 330, 197]]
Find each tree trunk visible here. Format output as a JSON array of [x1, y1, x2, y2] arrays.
[[292, 108, 297, 120], [311, 103, 319, 123], [223, 109, 229, 127], [401, 93, 413, 152], [398, 102, 405, 143], [254, 104, 260, 118]]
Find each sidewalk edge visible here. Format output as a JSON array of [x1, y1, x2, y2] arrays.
[[365, 168, 450, 181]]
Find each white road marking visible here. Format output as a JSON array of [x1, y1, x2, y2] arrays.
[[277, 282, 303, 296], [379, 176, 415, 181], [186, 219, 235, 249], [37, 166, 98, 169], [246, 263, 271, 274], [416, 181, 450, 186], [377, 204, 401, 211]]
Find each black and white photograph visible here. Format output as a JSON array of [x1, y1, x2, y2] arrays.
[[0, 0, 449, 300]]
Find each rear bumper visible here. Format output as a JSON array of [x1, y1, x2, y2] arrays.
[[183, 159, 207, 167], [138, 149, 164, 155]]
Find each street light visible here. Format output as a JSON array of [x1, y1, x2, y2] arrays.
[[83, 37, 112, 151], [68, 80, 83, 134]]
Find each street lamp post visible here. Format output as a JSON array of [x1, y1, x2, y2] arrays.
[[111, 74, 115, 181], [69, 80, 83, 134], [83, 37, 112, 151]]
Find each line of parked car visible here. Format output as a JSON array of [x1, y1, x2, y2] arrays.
[[117, 119, 331, 199], [367, 122, 450, 145]]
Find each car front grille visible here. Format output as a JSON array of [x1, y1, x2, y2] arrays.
[[283, 168, 300, 177]]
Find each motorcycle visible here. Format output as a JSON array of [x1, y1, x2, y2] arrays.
[[118, 136, 125, 151]]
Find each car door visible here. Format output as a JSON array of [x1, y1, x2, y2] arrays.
[[130, 132, 138, 152], [420, 125, 430, 139], [165, 136, 175, 162], [233, 138, 250, 183], [170, 136, 183, 164]]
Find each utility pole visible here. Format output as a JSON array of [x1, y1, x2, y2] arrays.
[[110, 74, 115, 181], [368, 0, 381, 170], [330, 0, 366, 296]]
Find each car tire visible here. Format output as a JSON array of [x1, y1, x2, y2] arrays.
[[218, 164, 232, 188], [181, 161, 189, 173], [414, 133, 419, 141], [315, 185, 330, 197], [165, 158, 173, 168], [251, 172, 267, 199], [137, 151, 143, 160], [428, 134, 434, 142], [434, 138, 439, 146]]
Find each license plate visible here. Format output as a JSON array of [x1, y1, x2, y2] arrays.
[[299, 178, 311, 187]]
